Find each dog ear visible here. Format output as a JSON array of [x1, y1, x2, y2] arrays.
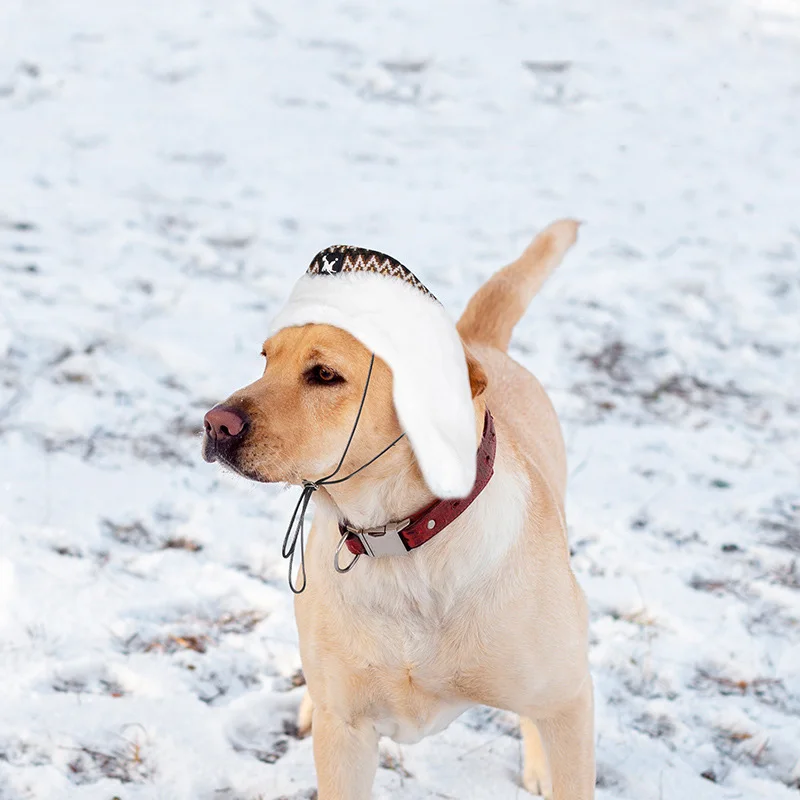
[[464, 346, 488, 399]]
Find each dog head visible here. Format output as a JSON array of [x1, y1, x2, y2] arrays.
[[202, 323, 486, 488]]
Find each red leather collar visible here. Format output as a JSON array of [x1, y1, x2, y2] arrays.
[[341, 409, 496, 557]]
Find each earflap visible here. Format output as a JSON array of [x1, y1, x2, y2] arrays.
[[389, 315, 478, 498]]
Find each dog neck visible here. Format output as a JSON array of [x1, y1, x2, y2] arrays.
[[320, 399, 486, 531], [320, 440, 434, 530]]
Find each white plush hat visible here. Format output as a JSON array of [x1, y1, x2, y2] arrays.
[[269, 245, 477, 499]]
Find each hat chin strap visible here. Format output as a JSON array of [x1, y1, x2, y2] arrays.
[[281, 353, 406, 594]]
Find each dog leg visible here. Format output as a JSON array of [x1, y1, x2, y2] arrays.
[[532, 678, 595, 800], [312, 707, 379, 800], [296, 690, 314, 738], [520, 716, 553, 798]]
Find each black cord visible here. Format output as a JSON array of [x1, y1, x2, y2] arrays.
[[281, 353, 406, 593]]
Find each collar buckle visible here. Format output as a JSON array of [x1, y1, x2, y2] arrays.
[[346, 518, 411, 557]]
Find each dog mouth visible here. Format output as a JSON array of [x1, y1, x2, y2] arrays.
[[219, 456, 267, 482], [202, 434, 269, 483], [201, 433, 218, 464]]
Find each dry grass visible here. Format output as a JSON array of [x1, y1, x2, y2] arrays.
[[694, 667, 784, 698], [769, 559, 800, 589], [233, 738, 289, 765], [161, 536, 203, 552], [101, 519, 203, 553], [574, 337, 757, 424], [66, 737, 151, 785], [380, 750, 413, 779], [119, 609, 267, 656], [579, 340, 631, 384], [610, 608, 660, 628], [689, 576, 754, 600], [53, 675, 125, 697], [143, 634, 210, 654], [101, 519, 151, 547]]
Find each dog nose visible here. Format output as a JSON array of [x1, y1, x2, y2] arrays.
[[204, 406, 247, 441]]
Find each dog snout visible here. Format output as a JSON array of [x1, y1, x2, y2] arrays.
[[204, 406, 248, 445]]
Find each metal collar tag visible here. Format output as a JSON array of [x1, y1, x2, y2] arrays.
[[345, 519, 411, 558]]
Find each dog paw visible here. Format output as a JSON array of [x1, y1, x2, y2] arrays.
[[523, 766, 553, 799], [296, 690, 313, 738]]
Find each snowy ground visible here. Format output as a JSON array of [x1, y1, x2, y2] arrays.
[[1, 0, 799, 798]]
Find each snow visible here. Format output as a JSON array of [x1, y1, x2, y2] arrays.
[[1, 0, 799, 798]]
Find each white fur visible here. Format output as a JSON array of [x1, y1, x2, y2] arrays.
[[269, 272, 477, 498]]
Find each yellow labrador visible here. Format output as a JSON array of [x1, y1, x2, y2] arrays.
[[203, 220, 593, 799]]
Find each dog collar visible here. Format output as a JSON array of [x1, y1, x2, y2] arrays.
[[338, 410, 496, 559]]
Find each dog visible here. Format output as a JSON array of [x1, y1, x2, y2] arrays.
[[203, 220, 594, 799]]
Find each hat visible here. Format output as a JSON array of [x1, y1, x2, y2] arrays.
[[269, 245, 477, 498]]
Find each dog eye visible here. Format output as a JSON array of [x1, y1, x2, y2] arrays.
[[306, 365, 344, 385]]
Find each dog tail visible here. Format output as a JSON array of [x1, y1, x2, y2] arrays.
[[456, 219, 580, 353]]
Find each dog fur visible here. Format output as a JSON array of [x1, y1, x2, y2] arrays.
[[204, 220, 594, 799]]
